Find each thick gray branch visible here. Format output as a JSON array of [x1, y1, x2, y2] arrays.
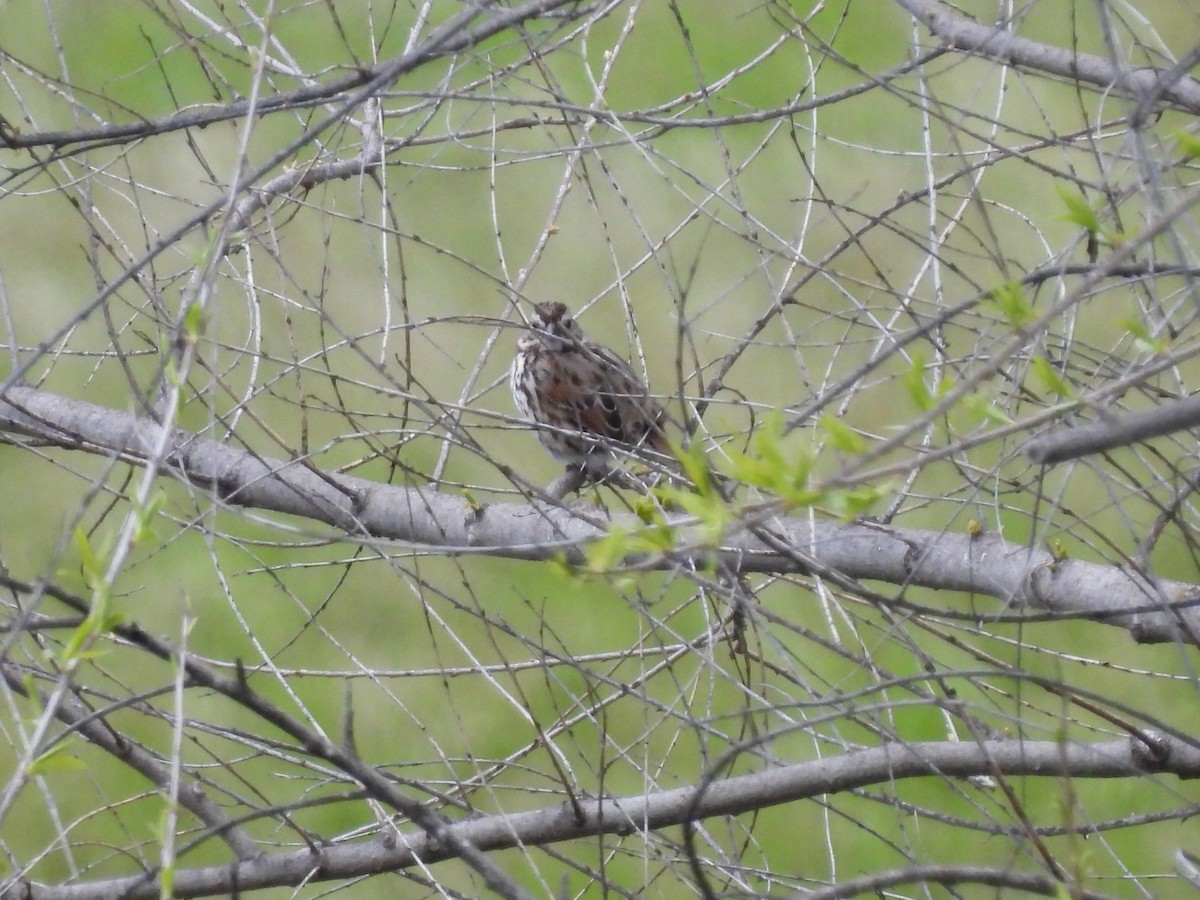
[[15, 735, 1198, 899], [1, 385, 1198, 645], [1026, 395, 1200, 464], [894, 0, 1200, 113]]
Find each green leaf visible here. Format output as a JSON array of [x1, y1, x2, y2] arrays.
[[731, 412, 817, 496], [822, 484, 885, 522], [674, 440, 714, 497], [685, 491, 730, 544], [583, 527, 632, 574], [27, 741, 86, 776], [1118, 312, 1170, 355], [1177, 129, 1200, 161], [132, 491, 165, 546], [1031, 356, 1074, 399], [546, 553, 577, 580], [633, 518, 676, 553], [1056, 185, 1126, 248], [74, 527, 101, 592], [632, 494, 663, 525], [183, 300, 206, 343], [819, 413, 867, 454], [904, 351, 934, 411], [960, 393, 1013, 426], [1056, 185, 1101, 233], [65, 646, 113, 662], [986, 281, 1035, 328], [63, 615, 100, 663]]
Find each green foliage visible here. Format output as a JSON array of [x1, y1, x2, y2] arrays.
[[957, 392, 1012, 426], [1056, 185, 1102, 234], [719, 412, 888, 521], [579, 508, 679, 579], [574, 413, 893, 575], [72, 525, 108, 596], [1030, 355, 1075, 400], [1176, 129, 1200, 161], [1118, 310, 1170, 355], [27, 741, 86, 777], [581, 524, 647, 575], [820, 483, 888, 521], [819, 413, 867, 454], [182, 301, 207, 346], [1055, 185, 1125, 248], [904, 351, 940, 411], [673, 439, 715, 497], [723, 412, 818, 506], [986, 281, 1036, 328], [63, 528, 117, 663], [905, 362, 1008, 435], [61, 488, 162, 663], [133, 491, 165, 547]]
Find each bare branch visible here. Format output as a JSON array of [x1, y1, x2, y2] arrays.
[[11, 736, 1194, 899], [4, 2, 1200, 895], [0, 0, 585, 153], [0, 665, 261, 862], [894, 0, 1200, 113], [2, 384, 1197, 645], [1027, 394, 1200, 465], [806, 864, 1116, 900]]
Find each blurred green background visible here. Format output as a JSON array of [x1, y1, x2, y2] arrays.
[[3, 0, 1200, 896]]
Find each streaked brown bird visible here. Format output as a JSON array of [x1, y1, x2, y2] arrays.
[[510, 302, 670, 476]]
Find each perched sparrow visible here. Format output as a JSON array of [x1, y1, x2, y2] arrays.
[[510, 302, 670, 475]]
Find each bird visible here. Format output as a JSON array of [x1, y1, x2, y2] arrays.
[[510, 301, 671, 478]]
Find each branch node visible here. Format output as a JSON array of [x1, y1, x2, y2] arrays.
[[1130, 730, 1171, 770]]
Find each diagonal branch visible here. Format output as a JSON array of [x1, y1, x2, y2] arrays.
[[806, 864, 1116, 900], [1, 384, 1198, 645], [11, 734, 1199, 899], [0, 0, 585, 154], [1026, 395, 1200, 464], [0, 664, 262, 863], [893, 0, 1200, 114]]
